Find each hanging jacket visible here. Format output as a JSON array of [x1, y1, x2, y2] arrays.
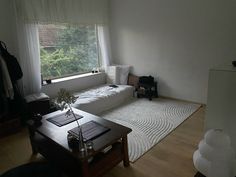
[[0, 56, 14, 99], [0, 41, 23, 82]]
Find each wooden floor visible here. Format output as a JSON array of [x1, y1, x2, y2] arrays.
[[0, 106, 205, 177]]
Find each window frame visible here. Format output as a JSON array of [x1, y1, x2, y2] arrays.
[[38, 23, 100, 82]]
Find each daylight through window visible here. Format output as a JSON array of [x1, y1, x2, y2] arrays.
[[38, 24, 99, 80]]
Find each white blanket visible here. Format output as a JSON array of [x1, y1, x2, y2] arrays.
[[72, 84, 133, 115]]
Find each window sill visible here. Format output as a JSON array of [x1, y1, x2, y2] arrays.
[[42, 72, 103, 86]]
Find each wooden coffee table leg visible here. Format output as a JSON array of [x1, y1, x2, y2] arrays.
[[122, 135, 130, 167], [82, 160, 89, 177]]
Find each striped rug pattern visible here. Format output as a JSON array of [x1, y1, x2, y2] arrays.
[[100, 98, 201, 162]]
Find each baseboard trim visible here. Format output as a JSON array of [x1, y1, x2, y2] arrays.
[[158, 95, 205, 106]]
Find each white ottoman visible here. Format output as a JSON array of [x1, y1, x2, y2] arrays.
[[193, 129, 235, 177]]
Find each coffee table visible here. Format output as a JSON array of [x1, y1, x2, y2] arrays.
[[27, 109, 132, 177]]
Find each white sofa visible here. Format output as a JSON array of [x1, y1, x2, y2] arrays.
[[70, 65, 136, 115], [48, 65, 135, 115]]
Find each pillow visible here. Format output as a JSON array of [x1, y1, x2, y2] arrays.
[[117, 65, 130, 85], [106, 66, 120, 84]]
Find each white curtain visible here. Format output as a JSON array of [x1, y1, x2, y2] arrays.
[[97, 25, 112, 70], [15, 22, 41, 96], [15, 0, 109, 25], [14, 0, 110, 95]]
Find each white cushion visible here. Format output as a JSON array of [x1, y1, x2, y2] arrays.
[[106, 66, 120, 84], [106, 65, 130, 85], [117, 65, 130, 85]]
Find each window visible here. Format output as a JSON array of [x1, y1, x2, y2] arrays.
[[38, 24, 99, 81]]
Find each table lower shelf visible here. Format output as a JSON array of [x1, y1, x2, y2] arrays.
[[32, 133, 124, 177], [89, 142, 123, 177]]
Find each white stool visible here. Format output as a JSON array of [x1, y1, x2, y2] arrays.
[[193, 129, 235, 177]]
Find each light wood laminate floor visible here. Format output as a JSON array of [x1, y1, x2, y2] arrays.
[[0, 106, 205, 177]]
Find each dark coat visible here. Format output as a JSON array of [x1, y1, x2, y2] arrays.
[[0, 41, 23, 82]]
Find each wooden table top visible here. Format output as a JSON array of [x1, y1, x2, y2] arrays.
[[33, 108, 132, 160]]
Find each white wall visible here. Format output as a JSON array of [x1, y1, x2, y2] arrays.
[[110, 0, 236, 103], [0, 0, 18, 56]]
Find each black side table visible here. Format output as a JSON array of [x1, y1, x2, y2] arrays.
[[137, 81, 158, 100], [24, 93, 50, 117]]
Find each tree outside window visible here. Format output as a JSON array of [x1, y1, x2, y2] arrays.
[[39, 24, 99, 80]]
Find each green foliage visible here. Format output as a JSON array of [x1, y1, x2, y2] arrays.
[[56, 88, 77, 109], [56, 89, 79, 123], [40, 25, 99, 80]]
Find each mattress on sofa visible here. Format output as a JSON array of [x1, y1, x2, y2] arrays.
[[72, 84, 133, 115]]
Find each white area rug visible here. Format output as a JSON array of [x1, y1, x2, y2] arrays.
[[99, 98, 201, 162]]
